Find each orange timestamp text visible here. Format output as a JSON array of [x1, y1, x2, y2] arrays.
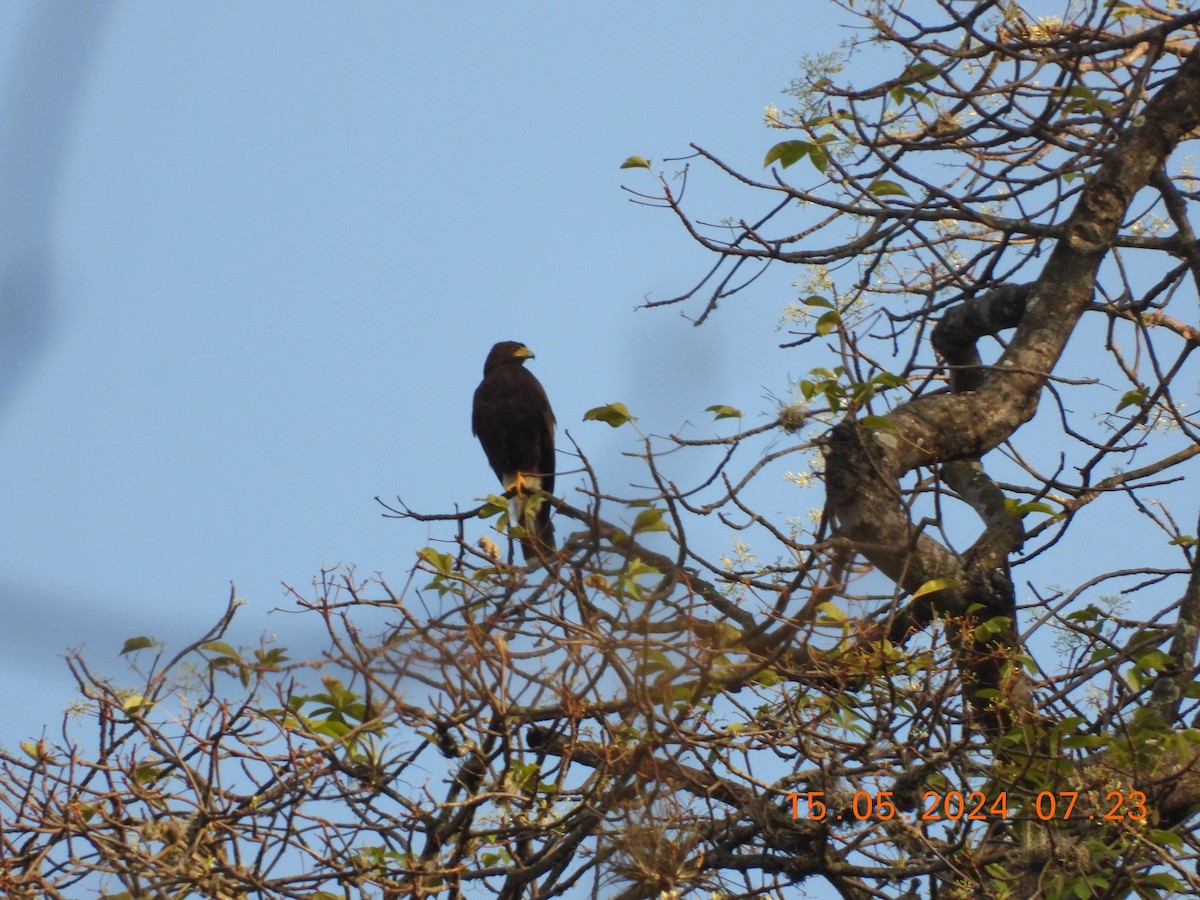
[[787, 789, 1149, 822]]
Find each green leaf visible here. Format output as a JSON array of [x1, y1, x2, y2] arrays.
[[1135, 649, 1175, 673], [620, 155, 651, 170], [1139, 872, 1184, 892], [807, 143, 829, 172], [868, 179, 910, 197], [418, 547, 454, 575], [1146, 829, 1182, 850], [122, 694, 154, 714], [624, 558, 661, 580], [670, 684, 696, 702], [802, 295, 835, 309], [614, 558, 661, 604], [974, 616, 1012, 643], [816, 601, 845, 623], [584, 402, 636, 428], [637, 649, 673, 676], [1004, 498, 1056, 518], [810, 366, 844, 379], [763, 140, 812, 169], [202, 641, 239, 659], [752, 668, 782, 686], [815, 309, 840, 335], [120, 636, 157, 655], [311, 719, 352, 740], [706, 404, 744, 420], [871, 372, 908, 389], [911, 577, 957, 600], [1125, 666, 1144, 691], [632, 507, 669, 534], [890, 85, 923, 105], [477, 495, 509, 518], [256, 647, 290, 669], [1116, 388, 1147, 412], [898, 60, 938, 84], [861, 415, 897, 431], [133, 763, 163, 785], [1059, 84, 1112, 114]]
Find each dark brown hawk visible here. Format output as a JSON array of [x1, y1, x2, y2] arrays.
[[472, 341, 556, 561]]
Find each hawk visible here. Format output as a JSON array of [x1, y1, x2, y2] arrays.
[[472, 341, 556, 561]]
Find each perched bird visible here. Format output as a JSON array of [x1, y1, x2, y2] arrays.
[[472, 341, 556, 562]]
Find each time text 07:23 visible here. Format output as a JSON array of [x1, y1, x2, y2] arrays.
[[788, 790, 1148, 822]]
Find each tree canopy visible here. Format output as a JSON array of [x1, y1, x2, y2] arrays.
[[6, 3, 1200, 898]]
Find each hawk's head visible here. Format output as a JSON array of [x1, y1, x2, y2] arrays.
[[483, 341, 534, 375]]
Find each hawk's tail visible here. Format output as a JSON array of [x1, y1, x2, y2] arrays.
[[519, 499, 555, 564]]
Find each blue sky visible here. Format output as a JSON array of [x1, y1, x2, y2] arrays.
[[0, 3, 850, 738]]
